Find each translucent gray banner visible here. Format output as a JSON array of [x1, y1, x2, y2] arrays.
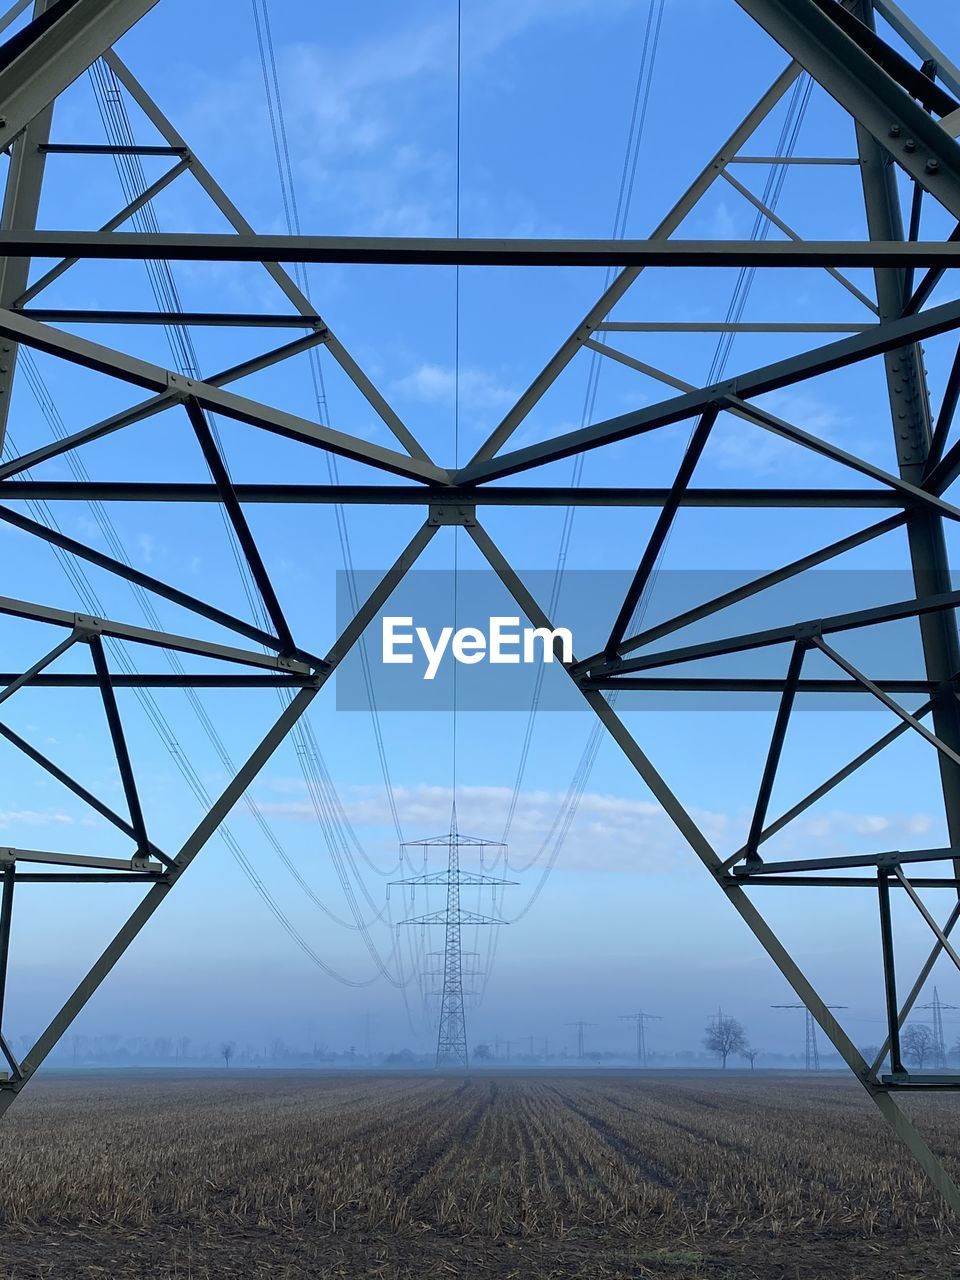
[[335, 569, 940, 711]]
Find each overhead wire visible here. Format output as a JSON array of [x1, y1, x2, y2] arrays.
[[498, 0, 666, 863], [473, 0, 666, 988], [248, 3, 432, 1023], [482, 35, 813, 988], [85, 58, 410, 988], [250, 0, 406, 852]]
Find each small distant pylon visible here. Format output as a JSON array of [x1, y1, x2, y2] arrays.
[[391, 807, 515, 1068], [772, 1003, 847, 1071], [566, 1019, 597, 1060], [918, 987, 959, 1070], [620, 1009, 662, 1067]]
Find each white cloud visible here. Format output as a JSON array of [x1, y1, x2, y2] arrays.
[[257, 781, 727, 874], [0, 809, 74, 827], [177, 0, 632, 237], [392, 362, 517, 413], [256, 781, 938, 875]]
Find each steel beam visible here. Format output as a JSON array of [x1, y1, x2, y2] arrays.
[[0, 719, 170, 861], [814, 635, 960, 768], [0, 0, 54, 454], [0, 627, 80, 707], [583, 589, 960, 678], [457, 295, 960, 484], [15, 157, 191, 306], [722, 701, 934, 867], [743, 642, 807, 865], [583, 677, 933, 693], [0, 0, 159, 146], [718, 167, 878, 312], [0, 481, 909, 508], [0, 593, 314, 673], [183, 397, 295, 655], [0, 865, 13, 1034], [0, 848, 163, 872], [0, 307, 446, 483], [735, 846, 960, 875], [0, 673, 311, 687], [89, 634, 150, 857], [878, 872, 906, 1076], [872, 0, 960, 102], [605, 406, 718, 654], [855, 71, 960, 885], [0, 331, 330, 482], [619, 513, 909, 656], [2, 231, 960, 267], [733, 0, 960, 220], [16, 309, 321, 327], [0, 502, 303, 658]]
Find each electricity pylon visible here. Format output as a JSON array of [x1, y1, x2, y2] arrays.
[[918, 987, 958, 1069], [772, 1004, 847, 1071], [620, 1010, 662, 1067], [2, 0, 960, 1221], [566, 1020, 597, 1060], [392, 815, 514, 1067]]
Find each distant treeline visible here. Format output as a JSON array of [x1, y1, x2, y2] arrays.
[[4, 1033, 869, 1070]]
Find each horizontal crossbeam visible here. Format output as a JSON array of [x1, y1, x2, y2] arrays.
[[0, 848, 163, 873], [0, 482, 910, 508], [3, 232, 960, 266]]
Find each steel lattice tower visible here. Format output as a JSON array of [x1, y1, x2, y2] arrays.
[[393, 819, 513, 1067], [918, 987, 958, 1069], [620, 1010, 662, 1067], [5, 0, 960, 1217], [566, 1019, 597, 1060], [773, 1003, 847, 1070]]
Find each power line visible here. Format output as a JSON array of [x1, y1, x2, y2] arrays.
[[477, 0, 667, 998]]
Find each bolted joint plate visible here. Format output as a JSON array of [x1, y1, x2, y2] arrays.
[[795, 620, 823, 645], [886, 349, 930, 469], [428, 503, 477, 527], [166, 371, 196, 399]]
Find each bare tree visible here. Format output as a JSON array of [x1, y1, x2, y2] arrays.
[[221, 1041, 236, 1069], [742, 1045, 761, 1070], [901, 1024, 934, 1071], [703, 1011, 748, 1069]]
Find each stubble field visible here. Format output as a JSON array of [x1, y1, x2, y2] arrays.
[[0, 1071, 958, 1278]]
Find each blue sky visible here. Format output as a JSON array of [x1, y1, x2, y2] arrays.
[[3, 0, 960, 1061]]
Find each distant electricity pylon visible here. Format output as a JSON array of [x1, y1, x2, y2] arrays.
[[620, 1010, 662, 1067], [566, 1020, 597, 1060], [918, 987, 958, 1070], [392, 813, 513, 1068], [772, 1003, 847, 1071]]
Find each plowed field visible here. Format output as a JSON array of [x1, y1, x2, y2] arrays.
[[0, 1071, 957, 1278]]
